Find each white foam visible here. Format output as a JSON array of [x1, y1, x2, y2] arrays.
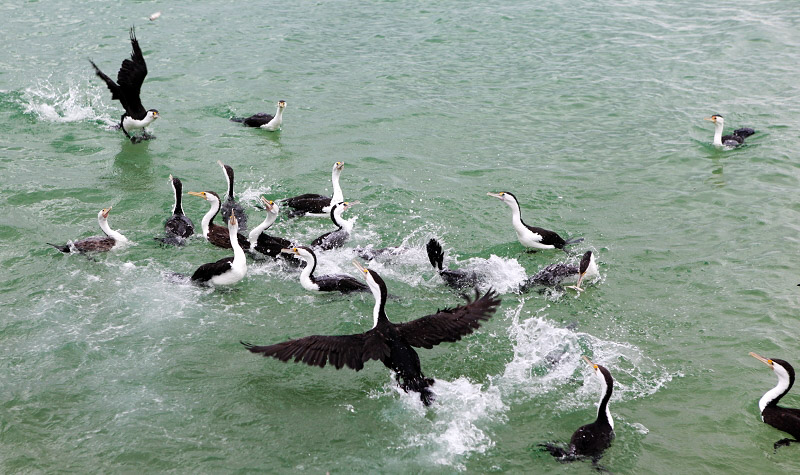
[[21, 78, 115, 125]]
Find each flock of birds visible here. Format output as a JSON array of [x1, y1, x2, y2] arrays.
[[46, 26, 797, 466]]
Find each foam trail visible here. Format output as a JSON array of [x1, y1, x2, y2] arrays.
[[21, 78, 115, 125]]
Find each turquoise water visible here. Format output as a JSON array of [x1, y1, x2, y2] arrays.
[[2, 1, 800, 472]]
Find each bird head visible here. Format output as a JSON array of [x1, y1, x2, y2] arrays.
[[188, 191, 220, 203], [487, 191, 518, 207], [704, 114, 723, 126], [260, 196, 278, 215], [278, 100, 287, 109], [99, 207, 112, 220], [148, 109, 159, 120]]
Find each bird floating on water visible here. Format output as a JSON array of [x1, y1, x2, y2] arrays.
[[157, 175, 194, 246], [750, 352, 800, 449], [247, 197, 292, 259], [190, 215, 247, 286], [281, 246, 368, 294], [188, 191, 249, 250], [49, 207, 128, 253], [540, 356, 615, 464], [283, 162, 346, 218], [487, 191, 583, 251], [705, 115, 754, 147], [520, 250, 598, 292], [230, 100, 286, 131], [90, 27, 158, 143], [311, 201, 359, 250], [426, 238, 479, 290], [218, 161, 248, 232], [242, 262, 500, 406]]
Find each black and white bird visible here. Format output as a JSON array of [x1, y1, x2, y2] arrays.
[[218, 161, 248, 232], [49, 207, 129, 253], [520, 250, 599, 292], [487, 191, 582, 251], [247, 197, 292, 259], [230, 100, 286, 131], [750, 352, 800, 449], [426, 238, 479, 290], [280, 246, 368, 294], [311, 201, 358, 250], [157, 175, 194, 246], [541, 356, 615, 463], [242, 262, 501, 406], [190, 215, 247, 286], [705, 115, 755, 147], [188, 191, 249, 250], [283, 161, 345, 218], [90, 27, 159, 143]]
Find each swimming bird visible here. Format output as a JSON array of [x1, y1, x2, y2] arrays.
[[487, 191, 583, 251], [705, 115, 755, 147], [354, 246, 407, 261], [750, 352, 800, 449], [311, 201, 359, 250], [283, 162, 345, 218], [230, 100, 286, 131], [89, 27, 158, 143], [426, 238, 479, 289], [188, 191, 249, 250], [49, 207, 128, 253], [242, 262, 501, 406], [217, 161, 248, 232], [281, 246, 368, 293], [247, 197, 292, 259], [190, 215, 247, 286], [540, 356, 615, 463], [156, 175, 194, 246], [519, 250, 598, 292]]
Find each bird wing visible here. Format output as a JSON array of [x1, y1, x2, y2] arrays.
[[254, 233, 292, 257], [394, 290, 501, 349], [525, 224, 566, 247], [191, 256, 234, 282], [315, 275, 369, 293], [165, 215, 194, 239], [312, 229, 347, 250], [116, 27, 148, 119], [733, 127, 755, 138], [72, 236, 116, 252], [242, 329, 390, 371], [284, 194, 331, 214], [764, 407, 800, 439], [721, 134, 744, 145], [243, 113, 274, 127], [89, 60, 125, 107]]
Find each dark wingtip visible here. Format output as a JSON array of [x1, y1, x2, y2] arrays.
[[426, 238, 445, 270], [240, 341, 255, 351]]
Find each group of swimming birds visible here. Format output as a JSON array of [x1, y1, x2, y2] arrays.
[[46, 26, 797, 465]]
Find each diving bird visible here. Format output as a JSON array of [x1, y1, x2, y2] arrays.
[[218, 161, 248, 232], [281, 246, 368, 294], [156, 175, 194, 246], [283, 162, 345, 218], [540, 356, 615, 463], [247, 197, 293, 259], [311, 201, 359, 250], [242, 262, 501, 406], [49, 207, 128, 253], [89, 27, 159, 143], [487, 191, 583, 251], [190, 215, 247, 286], [230, 100, 286, 131], [520, 250, 598, 292], [426, 238, 479, 290], [750, 352, 800, 449], [705, 115, 755, 147], [188, 191, 249, 250]]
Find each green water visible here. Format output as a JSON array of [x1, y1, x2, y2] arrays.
[[2, 1, 800, 472]]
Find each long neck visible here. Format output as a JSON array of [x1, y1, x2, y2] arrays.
[[507, 200, 527, 233], [229, 225, 245, 265], [760, 369, 792, 413], [274, 106, 283, 122], [595, 378, 614, 429], [248, 212, 277, 245], [201, 200, 220, 238], [370, 286, 388, 329], [226, 174, 234, 199], [172, 184, 184, 216], [331, 170, 343, 204], [99, 218, 127, 243], [299, 254, 317, 289], [713, 122, 724, 146]]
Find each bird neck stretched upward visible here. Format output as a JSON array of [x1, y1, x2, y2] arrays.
[[229, 223, 246, 267], [99, 217, 127, 243], [759, 364, 793, 414], [172, 183, 184, 216], [248, 212, 278, 245], [596, 376, 614, 429], [331, 169, 343, 204], [712, 121, 724, 146]]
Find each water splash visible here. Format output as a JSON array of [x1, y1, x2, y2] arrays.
[[20, 77, 115, 125]]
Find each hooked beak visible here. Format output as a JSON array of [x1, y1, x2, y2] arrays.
[[188, 191, 206, 199], [352, 260, 369, 276], [260, 196, 275, 212], [281, 247, 298, 255], [704, 117, 715, 122], [582, 355, 598, 369], [101, 207, 112, 219], [343, 200, 360, 209], [487, 192, 504, 200], [750, 352, 773, 367]]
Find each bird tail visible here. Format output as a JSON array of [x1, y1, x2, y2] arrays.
[[426, 238, 445, 270], [538, 443, 573, 459], [400, 375, 436, 406], [564, 237, 584, 246], [733, 127, 755, 139], [48, 243, 70, 253], [230, 117, 245, 123]]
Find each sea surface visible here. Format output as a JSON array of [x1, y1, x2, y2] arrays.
[[2, 1, 800, 473]]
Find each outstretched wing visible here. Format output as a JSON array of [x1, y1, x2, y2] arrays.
[[395, 290, 501, 349], [89, 60, 124, 105], [116, 27, 148, 119], [241, 330, 389, 371]]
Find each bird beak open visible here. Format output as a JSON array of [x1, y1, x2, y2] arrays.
[[352, 260, 368, 275], [229, 215, 237, 226], [487, 192, 503, 199], [188, 191, 206, 199], [582, 355, 598, 369], [335, 161, 345, 170], [260, 196, 275, 212], [750, 352, 773, 367], [102, 207, 112, 219], [281, 247, 298, 255]]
